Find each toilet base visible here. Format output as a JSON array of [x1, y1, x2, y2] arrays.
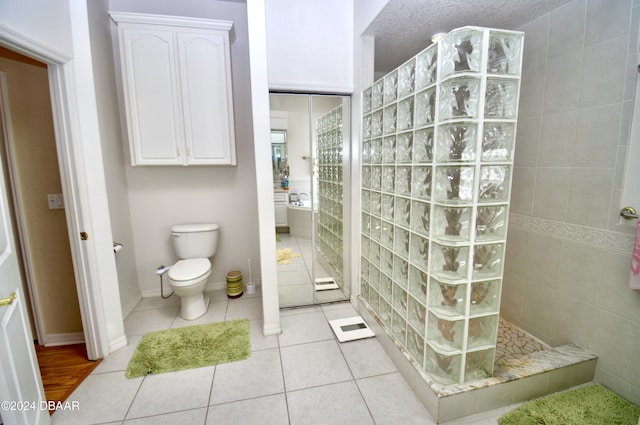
[[179, 294, 210, 320]]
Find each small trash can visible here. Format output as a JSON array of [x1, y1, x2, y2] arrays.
[[226, 269, 243, 299]]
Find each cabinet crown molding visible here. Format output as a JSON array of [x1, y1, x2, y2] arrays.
[[109, 12, 233, 32]]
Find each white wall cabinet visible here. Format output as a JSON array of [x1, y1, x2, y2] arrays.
[[110, 13, 236, 166]]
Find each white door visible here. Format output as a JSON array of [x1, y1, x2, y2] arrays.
[[0, 139, 49, 424]]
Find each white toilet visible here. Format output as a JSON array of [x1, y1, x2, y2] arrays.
[[167, 223, 220, 320]]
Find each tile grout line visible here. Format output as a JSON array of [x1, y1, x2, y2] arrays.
[[120, 374, 147, 424], [276, 322, 293, 425], [203, 355, 219, 425], [321, 305, 379, 424], [207, 294, 230, 423]]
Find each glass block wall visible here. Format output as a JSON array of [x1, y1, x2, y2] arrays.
[[360, 27, 524, 385], [317, 105, 344, 278]]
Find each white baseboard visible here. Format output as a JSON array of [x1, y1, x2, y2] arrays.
[[140, 288, 161, 298], [263, 323, 282, 336], [42, 332, 85, 347], [42, 332, 128, 358], [108, 334, 128, 354], [121, 292, 142, 319], [140, 279, 258, 298], [205, 281, 227, 292]]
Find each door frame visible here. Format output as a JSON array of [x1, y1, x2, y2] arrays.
[[0, 26, 108, 359]]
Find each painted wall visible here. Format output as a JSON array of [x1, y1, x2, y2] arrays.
[[269, 96, 311, 194], [0, 0, 73, 59], [265, 0, 354, 92], [504, 0, 640, 403], [0, 52, 82, 338], [106, 0, 260, 297], [350, 0, 388, 298], [86, 0, 140, 317]]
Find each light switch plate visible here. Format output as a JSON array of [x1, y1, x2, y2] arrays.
[[47, 194, 64, 209]]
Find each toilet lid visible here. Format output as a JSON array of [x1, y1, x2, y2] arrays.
[[168, 258, 210, 282]]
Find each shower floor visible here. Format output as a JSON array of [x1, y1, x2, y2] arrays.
[[357, 299, 598, 423], [494, 317, 549, 363], [432, 317, 596, 398]]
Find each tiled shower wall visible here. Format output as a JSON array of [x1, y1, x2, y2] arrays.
[[505, 0, 640, 403], [360, 27, 524, 385]]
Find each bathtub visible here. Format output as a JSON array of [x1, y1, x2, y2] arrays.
[[287, 200, 316, 239]]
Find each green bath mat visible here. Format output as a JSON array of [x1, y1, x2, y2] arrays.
[[499, 384, 640, 425], [126, 319, 250, 378]]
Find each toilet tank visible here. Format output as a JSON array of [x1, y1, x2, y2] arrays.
[[171, 223, 220, 259]]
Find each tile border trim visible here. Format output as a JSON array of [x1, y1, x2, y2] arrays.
[[509, 213, 634, 256]]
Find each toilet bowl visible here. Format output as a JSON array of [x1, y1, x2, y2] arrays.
[[167, 223, 220, 320], [168, 258, 211, 320]]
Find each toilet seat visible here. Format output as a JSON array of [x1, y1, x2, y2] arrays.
[[168, 258, 211, 287]]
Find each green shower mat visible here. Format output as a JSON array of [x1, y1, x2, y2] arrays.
[[498, 384, 640, 425], [126, 319, 250, 378]]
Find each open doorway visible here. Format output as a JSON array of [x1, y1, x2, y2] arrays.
[[270, 93, 352, 308], [0, 48, 84, 346], [0, 43, 99, 411]]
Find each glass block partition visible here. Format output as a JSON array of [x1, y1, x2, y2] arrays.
[[317, 105, 344, 278], [360, 27, 524, 385]]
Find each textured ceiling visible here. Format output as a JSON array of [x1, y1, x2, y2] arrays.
[[365, 0, 573, 75]]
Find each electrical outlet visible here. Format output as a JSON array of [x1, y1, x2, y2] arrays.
[[47, 194, 64, 209]]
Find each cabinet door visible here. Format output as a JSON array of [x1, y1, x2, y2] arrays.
[[178, 31, 236, 165], [120, 27, 184, 165], [274, 203, 288, 227]]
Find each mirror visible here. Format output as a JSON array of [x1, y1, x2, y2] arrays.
[[271, 130, 288, 184], [270, 93, 351, 308]]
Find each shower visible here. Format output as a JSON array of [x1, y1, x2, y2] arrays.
[[360, 26, 524, 384]]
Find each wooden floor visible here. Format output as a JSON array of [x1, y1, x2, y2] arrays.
[[35, 343, 102, 410]]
